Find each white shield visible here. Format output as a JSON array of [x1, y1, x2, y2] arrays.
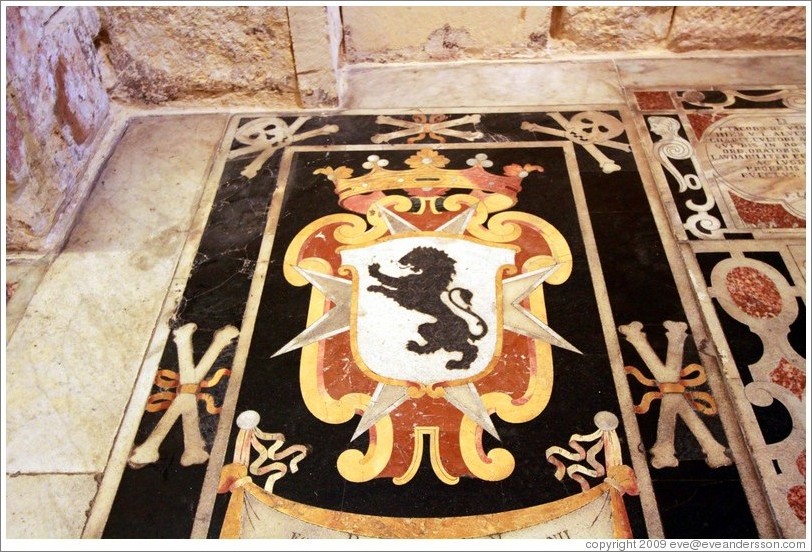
[[341, 236, 515, 385]]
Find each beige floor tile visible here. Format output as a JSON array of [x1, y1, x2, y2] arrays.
[[5, 114, 228, 473], [5, 258, 52, 343], [5, 474, 98, 538]]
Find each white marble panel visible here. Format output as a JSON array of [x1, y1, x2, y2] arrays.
[[5, 114, 228, 473], [342, 60, 623, 108], [616, 54, 806, 87]]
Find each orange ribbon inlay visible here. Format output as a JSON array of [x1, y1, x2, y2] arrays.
[[625, 363, 718, 416], [146, 367, 232, 414]]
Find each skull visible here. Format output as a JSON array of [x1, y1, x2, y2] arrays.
[[234, 117, 293, 149], [565, 111, 624, 144]]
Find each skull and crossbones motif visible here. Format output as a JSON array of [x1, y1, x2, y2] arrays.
[[522, 112, 631, 174], [229, 117, 339, 179], [370, 114, 484, 144]]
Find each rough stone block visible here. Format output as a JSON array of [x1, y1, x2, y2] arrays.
[[342, 6, 553, 63], [551, 6, 674, 52], [667, 6, 806, 52], [5, 6, 110, 252], [5, 96, 27, 200], [5, 95, 49, 240], [98, 6, 298, 106]]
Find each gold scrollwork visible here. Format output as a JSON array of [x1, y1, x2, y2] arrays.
[[283, 189, 573, 485], [459, 417, 516, 481], [459, 204, 573, 480], [337, 415, 394, 483], [394, 427, 459, 485]]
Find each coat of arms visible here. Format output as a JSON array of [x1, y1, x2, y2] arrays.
[[216, 147, 639, 538], [269, 148, 581, 484]]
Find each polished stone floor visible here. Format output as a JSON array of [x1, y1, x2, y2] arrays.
[[3, 55, 808, 543]]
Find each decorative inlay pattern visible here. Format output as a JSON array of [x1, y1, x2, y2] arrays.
[[787, 486, 805, 523], [729, 193, 806, 229], [647, 116, 723, 239], [725, 266, 783, 319], [770, 358, 805, 400], [686, 113, 727, 140], [636, 85, 806, 236], [634, 91, 674, 111], [702, 252, 806, 538]]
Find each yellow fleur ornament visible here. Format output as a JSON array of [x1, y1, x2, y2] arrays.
[[405, 148, 450, 169], [314, 166, 354, 181]]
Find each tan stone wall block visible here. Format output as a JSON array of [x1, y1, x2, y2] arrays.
[[667, 6, 806, 52], [6, 6, 110, 252], [99, 6, 298, 105], [342, 6, 553, 62], [551, 6, 673, 52], [288, 6, 340, 107]]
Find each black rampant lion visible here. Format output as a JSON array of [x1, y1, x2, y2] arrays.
[[367, 246, 488, 370]]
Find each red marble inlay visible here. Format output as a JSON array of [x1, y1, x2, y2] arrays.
[[787, 485, 806, 522], [634, 91, 674, 111], [725, 266, 783, 318], [730, 192, 806, 229], [770, 358, 806, 399], [797, 449, 806, 477], [688, 113, 727, 140]]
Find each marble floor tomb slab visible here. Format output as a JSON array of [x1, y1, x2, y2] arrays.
[[6, 90, 805, 541]]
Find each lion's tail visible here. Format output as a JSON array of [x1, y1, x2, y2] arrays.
[[445, 288, 488, 340]]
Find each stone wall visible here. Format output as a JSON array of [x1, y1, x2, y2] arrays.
[[6, 7, 110, 252], [97, 6, 299, 106], [666, 6, 806, 52], [342, 5, 806, 62], [4, 5, 806, 253], [550, 6, 674, 52]]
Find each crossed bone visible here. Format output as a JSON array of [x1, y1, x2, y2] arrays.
[[618, 321, 731, 469], [229, 117, 339, 179], [522, 112, 631, 174], [129, 323, 239, 468], [370, 114, 484, 144]]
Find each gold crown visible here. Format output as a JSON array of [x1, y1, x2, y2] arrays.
[[314, 148, 542, 214]]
